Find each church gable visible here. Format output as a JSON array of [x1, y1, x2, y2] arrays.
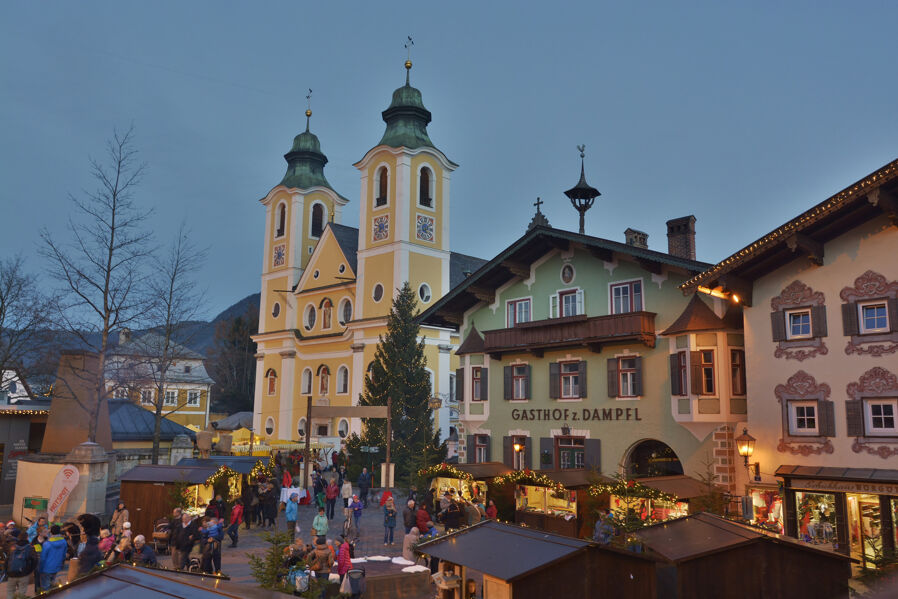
[[294, 225, 356, 293]]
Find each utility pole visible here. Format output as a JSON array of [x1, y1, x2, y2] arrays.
[[302, 395, 312, 495], [385, 395, 392, 466]]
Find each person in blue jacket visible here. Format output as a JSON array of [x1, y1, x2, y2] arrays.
[[26, 516, 47, 543], [39, 525, 68, 590], [285, 492, 300, 540], [200, 517, 223, 574]]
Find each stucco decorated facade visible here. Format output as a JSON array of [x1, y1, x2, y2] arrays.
[[252, 63, 484, 451], [683, 158, 898, 568]]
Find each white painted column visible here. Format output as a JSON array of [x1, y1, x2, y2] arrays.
[[252, 354, 265, 437], [350, 342, 366, 436], [278, 351, 296, 440]]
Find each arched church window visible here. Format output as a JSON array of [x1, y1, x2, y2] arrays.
[[301, 368, 312, 394], [337, 366, 349, 394], [318, 365, 330, 396], [320, 298, 333, 329], [311, 203, 324, 238], [304, 304, 316, 330], [276, 203, 286, 237], [419, 167, 432, 207], [265, 369, 277, 396], [376, 167, 388, 207], [339, 299, 352, 325]]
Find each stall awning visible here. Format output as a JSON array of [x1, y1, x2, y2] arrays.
[[532, 469, 611, 489], [453, 462, 512, 479], [119, 465, 217, 485], [777, 464, 898, 484], [634, 512, 853, 564], [177, 456, 265, 475], [42, 564, 241, 598], [416, 520, 593, 582], [636, 475, 707, 500]]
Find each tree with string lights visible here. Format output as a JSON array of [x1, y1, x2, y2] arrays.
[[351, 282, 446, 489]]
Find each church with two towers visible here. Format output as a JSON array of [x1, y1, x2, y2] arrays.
[[252, 60, 484, 451]]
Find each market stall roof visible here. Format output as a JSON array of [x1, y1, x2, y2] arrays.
[[210, 411, 253, 431], [177, 456, 264, 475], [531, 469, 611, 489], [776, 464, 898, 484], [40, 564, 241, 598], [119, 464, 218, 485], [454, 462, 512, 479], [636, 475, 707, 500], [416, 520, 596, 581], [634, 512, 853, 564]]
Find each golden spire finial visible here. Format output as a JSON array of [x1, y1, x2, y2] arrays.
[[404, 36, 414, 84], [305, 88, 312, 131]]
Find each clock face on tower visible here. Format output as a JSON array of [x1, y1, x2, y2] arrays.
[[273, 244, 286, 267], [416, 214, 435, 242], [373, 215, 389, 242]]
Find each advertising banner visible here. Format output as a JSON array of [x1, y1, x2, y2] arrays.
[[47, 464, 80, 521]]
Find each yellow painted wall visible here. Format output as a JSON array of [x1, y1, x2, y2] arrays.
[[408, 155, 444, 249], [302, 190, 337, 267], [263, 276, 289, 332], [364, 153, 398, 248], [408, 252, 445, 312], [360, 252, 395, 318], [267, 188, 293, 273]]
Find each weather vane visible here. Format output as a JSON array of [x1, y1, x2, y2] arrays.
[[577, 144, 586, 159], [404, 36, 414, 83]]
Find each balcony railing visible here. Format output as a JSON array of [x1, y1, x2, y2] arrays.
[[482, 311, 656, 357]]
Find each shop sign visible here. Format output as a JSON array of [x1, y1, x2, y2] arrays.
[[511, 407, 642, 422], [789, 478, 898, 496], [23, 497, 48, 510]]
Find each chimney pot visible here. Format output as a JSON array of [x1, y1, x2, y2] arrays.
[[624, 228, 649, 249], [667, 216, 697, 260]]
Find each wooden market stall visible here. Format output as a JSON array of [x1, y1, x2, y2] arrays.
[[502, 469, 610, 538], [416, 520, 656, 599], [593, 475, 706, 526], [634, 512, 853, 599], [421, 462, 512, 505]]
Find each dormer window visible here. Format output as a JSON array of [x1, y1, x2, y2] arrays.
[[311, 203, 324, 238], [275, 203, 286, 237], [376, 167, 388, 207], [419, 167, 433, 207]]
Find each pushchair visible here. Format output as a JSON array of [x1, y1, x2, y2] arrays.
[[152, 518, 172, 554]]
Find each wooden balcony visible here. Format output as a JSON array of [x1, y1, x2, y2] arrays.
[[482, 311, 656, 358]]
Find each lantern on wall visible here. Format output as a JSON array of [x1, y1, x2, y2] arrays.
[[735, 428, 756, 466]]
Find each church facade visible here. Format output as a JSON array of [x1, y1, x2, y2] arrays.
[[252, 62, 484, 451]]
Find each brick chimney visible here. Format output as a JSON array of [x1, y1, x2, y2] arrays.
[[624, 228, 648, 249], [666, 216, 696, 260]]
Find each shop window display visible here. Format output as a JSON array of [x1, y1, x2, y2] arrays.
[[430, 476, 485, 503], [795, 492, 837, 546], [516, 485, 577, 519], [749, 488, 784, 533], [609, 495, 688, 525], [847, 493, 882, 568]]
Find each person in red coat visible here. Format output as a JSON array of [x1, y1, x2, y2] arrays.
[[336, 539, 352, 577], [416, 506, 430, 532], [227, 500, 244, 547], [486, 500, 498, 520], [282, 470, 293, 489], [325, 479, 339, 520]]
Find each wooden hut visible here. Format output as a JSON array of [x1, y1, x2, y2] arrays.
[[423, 461, 511, 506], [634, 512, 853, 599], [509, 469, 609, 537], [416, 520, 656, 599]]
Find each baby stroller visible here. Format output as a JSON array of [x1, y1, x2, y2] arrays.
[[152, 518, 171, 555]]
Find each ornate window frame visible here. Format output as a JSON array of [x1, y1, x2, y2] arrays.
[[848, 367, 898, 457], [770, 281, 828, 361], [775, 370, 834, 456], [840, 271, 898, 357]]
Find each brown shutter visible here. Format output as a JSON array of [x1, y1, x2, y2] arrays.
[[549, 363, 560, 399], [690, 351, 702, 395], [842, 302, 859, 336], [578, 361, 588, 397], [607, 358, 619, 398], [669, 354, 681, 396], [584, 438, 601, 471], [503, 436, 512, 467], [889, 298, 898, 333], [770, 311, 787, 342], [811, 305, 828, 338], [818, 400, 835, 437], [481, 368, 489, 401], [503, 366, 513, 401], [846, 401, 864, 437], [456, 368, 464, 402], [633, 356, 643, 397], [525, 365, 531, 400], [466, 436, 476, 463], [484, 436, 491, 463], [524, 437, 532, 469]]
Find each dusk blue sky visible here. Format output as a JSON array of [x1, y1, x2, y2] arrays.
[[3, 2, 897, 317]]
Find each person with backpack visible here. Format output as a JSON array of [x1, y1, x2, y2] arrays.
[[38, 525, 67, 591], [7, 531, 37, 598]]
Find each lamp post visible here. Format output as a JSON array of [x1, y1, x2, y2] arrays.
[[735, 428, 761, 482], [512, 441, 523, 471]]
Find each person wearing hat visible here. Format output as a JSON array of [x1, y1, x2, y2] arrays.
[[38, 524, 67, 591], [309, 537, 334, 579]]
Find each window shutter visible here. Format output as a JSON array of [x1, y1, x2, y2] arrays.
[[576, 289, 584, 315], [481, 368, 489, 401], [524, 437, 533, 469], [633, 356, 643, 397], [539, 437, 554, 469], [456, 368, 465, 402], [846, 401, 864, 437], [669, 354, 681, 396], [584, 438, 601, 471], [550, 295, 558, 319], [578, 360, 588, 397], [549, 363, 560, 399], [503, 366, 513, 401], [811, 305, 828, 338], [770, 311, 787, 342], [466, 436, 476, 463], [842, 302, 859, 336], [690, 351, 702, 395], [818, 400, 835, 437], [525, 365, 532, 400], [606, 358, 619, 398], [889, 298, 898, 333], [503, 436, 513, 467], [484, 436, 492, 463]]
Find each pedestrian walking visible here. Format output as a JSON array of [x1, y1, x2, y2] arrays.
[[6, 531, 37, 599], [311, 507, 328, 544], [227, 500, 244, 547], [357, 468, 371, 508], [285, 493, 300, 540], [110, 502, 129, 537], [349, 495, 363, 535], [171, 513, 198, 570], [383, 497, 397, 546], [341, 478, 353, 508], [325, 478, 339, 520], [38, 525, 67, 591]]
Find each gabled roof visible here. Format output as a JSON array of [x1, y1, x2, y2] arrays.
[[41, 563, 241, 598], [177, 456, 263, 475], [120, 464, 216, 484], [450, 252, 488, 288], [111, 331, 205, 361], [681, 158, 898, 296], [420, 225, 712, 328], [662, 295, 733, 336], [211, 411, 253, 431], [106, 332, 214, 385], [635, 512, 852, 564], [327, 222, 359, 275], [455, 326, 484, 355], [107, 399, 196, 442]]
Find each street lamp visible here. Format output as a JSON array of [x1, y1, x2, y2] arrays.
[[735, 428, 761, 482], [512, 441, 523, 471]]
